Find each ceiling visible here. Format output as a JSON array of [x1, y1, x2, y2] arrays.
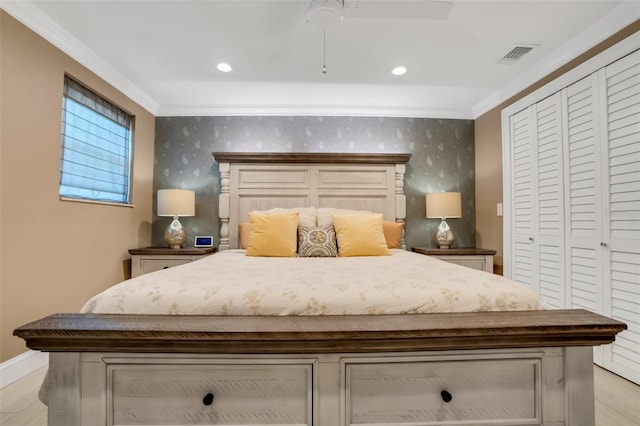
[[3, 0, 638, 118]]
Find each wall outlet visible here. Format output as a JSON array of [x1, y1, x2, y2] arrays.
[[497, 203, 503, 217]]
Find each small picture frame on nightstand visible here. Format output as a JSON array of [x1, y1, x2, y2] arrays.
[[194, 236, 214, 247]]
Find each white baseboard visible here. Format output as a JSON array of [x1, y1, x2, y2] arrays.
[[0, 350, 48, 389]]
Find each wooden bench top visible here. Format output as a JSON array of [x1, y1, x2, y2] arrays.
[[14, 309, 626, 354]]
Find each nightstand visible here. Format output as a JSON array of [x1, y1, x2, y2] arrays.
[[411, 247, 497, 273], [129, 247, 217, 278]]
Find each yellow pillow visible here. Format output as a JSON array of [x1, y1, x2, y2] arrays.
[[238, 222, 251, 249], [332, 214, 390, 257], [383, 221, 404, 249], [246, 212, 299, 257]]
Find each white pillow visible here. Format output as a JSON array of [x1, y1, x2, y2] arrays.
[[316, 208, 374, 226], [251, 207, 316, 227]]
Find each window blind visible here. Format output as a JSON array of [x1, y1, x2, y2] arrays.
[[59, 76, 133, 204]]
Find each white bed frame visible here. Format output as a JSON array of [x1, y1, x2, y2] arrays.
[[13, 152, 626, 426]]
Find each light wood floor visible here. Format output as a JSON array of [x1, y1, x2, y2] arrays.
[[1, 365, 638, 425]]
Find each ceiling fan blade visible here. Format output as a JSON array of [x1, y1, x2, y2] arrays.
[[343, 0, 453, 20]]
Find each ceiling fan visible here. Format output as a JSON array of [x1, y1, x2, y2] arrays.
[[269, 0, 454, 62]]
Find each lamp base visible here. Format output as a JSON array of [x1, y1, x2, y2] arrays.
[[434, 219, 454, 249], [163, 216, 187, 249]]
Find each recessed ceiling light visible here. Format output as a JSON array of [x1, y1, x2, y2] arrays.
[[391, 66, 407, 76], [216, 62, 233, 73]]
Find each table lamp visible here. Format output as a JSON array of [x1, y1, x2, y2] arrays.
[[157, 189, 195, 249], [426, 192, 462, 249]]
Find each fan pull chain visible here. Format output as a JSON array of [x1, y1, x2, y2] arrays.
[[322, 26, 327, 74]]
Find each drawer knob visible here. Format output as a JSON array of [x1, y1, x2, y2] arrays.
[[202, 392, 215, 406], [440, 390, 453, 403], [163, 266, 169, 269]]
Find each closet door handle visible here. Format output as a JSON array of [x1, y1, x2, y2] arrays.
[[202, 392, 215, 406], [600, 242, 608, 247]]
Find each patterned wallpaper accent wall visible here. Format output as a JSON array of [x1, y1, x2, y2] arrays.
[[153, 116, 475, 249]]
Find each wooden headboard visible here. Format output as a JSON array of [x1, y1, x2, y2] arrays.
[[212, 152, 411, 250]]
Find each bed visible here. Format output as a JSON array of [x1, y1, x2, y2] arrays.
[[14, 152, 626, 426]]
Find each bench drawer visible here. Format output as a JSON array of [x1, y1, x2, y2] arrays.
[[109, 363, 313, 425], [346, 358, 541, 425]]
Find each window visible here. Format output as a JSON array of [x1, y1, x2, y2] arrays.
[[59, 76, 133, 204]]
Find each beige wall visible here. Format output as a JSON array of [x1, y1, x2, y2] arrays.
[[0, 12, 155, 362], [475, 20, 640, 274]]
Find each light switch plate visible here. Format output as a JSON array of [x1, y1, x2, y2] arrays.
[[497, 203, 503, 217]]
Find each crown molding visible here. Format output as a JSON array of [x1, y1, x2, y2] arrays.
[[1, 0, 160, 115], [155, 102, 473, 119], [471, 0, 640, 118]]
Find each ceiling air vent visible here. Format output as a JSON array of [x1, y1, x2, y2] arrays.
[[499, 45, 536, 64]]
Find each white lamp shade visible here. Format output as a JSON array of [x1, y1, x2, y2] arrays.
[[426, 192, 462, 219], [157, 189, 195, 217]]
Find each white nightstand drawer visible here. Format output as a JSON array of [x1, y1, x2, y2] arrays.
[[129, 247, 216, 278], [411, 248, 496, 273], [109, 363, 313, 426], [346, 358, 540, 425], [139, 258, 191, 274], [433, 256, 487, 271]]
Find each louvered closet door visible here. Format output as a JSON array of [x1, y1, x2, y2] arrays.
[[564, 74, 605, 327], [534, 93, 565, 308], [601, 50, 640, 384], [510, 107, 537, 290], [505, 44, 639, 384]]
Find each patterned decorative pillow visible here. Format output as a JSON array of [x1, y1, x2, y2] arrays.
[[298, 225, 338, 257]]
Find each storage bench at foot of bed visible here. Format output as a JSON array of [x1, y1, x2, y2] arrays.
[[15, 310, 626, 426], [50, 347, 581, 426]]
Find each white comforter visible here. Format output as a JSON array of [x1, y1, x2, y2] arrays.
[[81, 249, 541, 315]]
